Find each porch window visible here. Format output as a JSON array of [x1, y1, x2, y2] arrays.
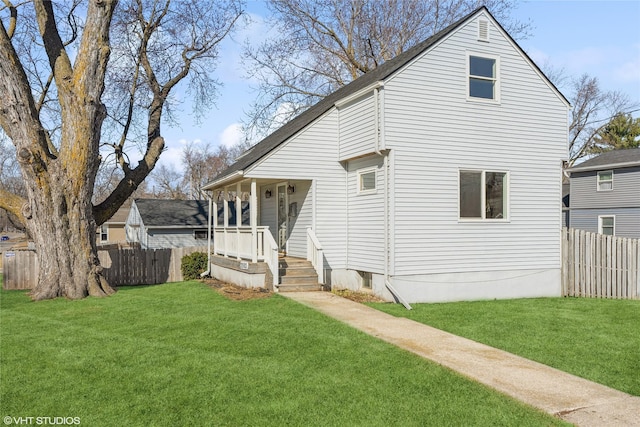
[[597, 170, 613, 191], [468, 54, 498, 101], [358, 168, 377, 194], [459, 170, 508, 220], [599, 216, 615, 235]]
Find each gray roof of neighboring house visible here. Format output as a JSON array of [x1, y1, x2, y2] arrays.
[[568, 148, 640, 173], [104, 202, 131, 224], [134, 199, 208, 228], [205, 6, 568, 189]]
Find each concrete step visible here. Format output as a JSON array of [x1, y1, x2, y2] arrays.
[[280, 274, 319, 285], [279, 266, 317, 277], [277, 283, 324, 292], [278, 257, 313, 268]]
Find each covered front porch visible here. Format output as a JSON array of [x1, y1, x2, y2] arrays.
[[204, 177, 324, 291]]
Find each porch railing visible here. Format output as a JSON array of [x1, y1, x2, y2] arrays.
[[306, 227, 324, 283], [263, 231, 279, 291], [214, 226, 268, 260], [213, 226, 279, 290]]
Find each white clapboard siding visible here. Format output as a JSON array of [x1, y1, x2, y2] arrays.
[[383, 12, 567, 276], [246, 110, 347, 269], [346, 156, 385, 273], [338, 93, 376, 161]]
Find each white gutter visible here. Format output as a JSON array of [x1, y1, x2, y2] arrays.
[[202, 170, 244, 191], [334, 81, 384, 108]]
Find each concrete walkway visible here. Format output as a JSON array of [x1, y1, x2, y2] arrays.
[[281, 291, 640, 426]]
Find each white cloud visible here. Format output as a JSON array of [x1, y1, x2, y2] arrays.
[[219, 123, 245, 148], [157, 145, 183, 170], [613, 44, 640, 83]]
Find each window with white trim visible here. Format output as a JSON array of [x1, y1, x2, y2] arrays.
[[99, 225, 108, 242], [459, 170, 508, 220], [597, 170, 613, 191], [468, 54, 498, 101], [599, 216, 615, 235], [357, 168, 377, 194]]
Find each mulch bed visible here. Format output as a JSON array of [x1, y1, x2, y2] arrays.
[[203, 278, 272, 301], [331, 289, 386, 303], [202, 278, 386, 303]]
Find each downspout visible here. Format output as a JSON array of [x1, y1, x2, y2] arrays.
[[377, 85, 410, 309], [200, 193, 213, 278]]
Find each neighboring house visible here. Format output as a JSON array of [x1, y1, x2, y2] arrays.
[[567, 148, 640, 238], [125, 199, 209, 249], [202, 7, 570, 303], [96, 202, 130, 247]]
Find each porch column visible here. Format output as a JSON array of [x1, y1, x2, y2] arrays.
[[251, 179, 258, 263], [236, 181, 242, 260], [223, 189, 229, 258], [212, 194, 218, 256]]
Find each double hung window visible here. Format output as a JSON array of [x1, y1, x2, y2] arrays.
[[468, 54, 498, 101], [597, 170, 613, 191]]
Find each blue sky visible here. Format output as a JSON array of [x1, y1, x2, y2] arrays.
[[157, 0, 640, 170]]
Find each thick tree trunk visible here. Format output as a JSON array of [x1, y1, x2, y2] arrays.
[[27, 166, 115, 301]]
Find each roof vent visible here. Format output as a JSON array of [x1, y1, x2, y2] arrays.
[[478, 19, 489, 42]]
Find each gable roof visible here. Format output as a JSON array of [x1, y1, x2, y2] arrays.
[[133, 199, 208, 228], [568, 148, 640, 173], [104, 202, 131, 225], [205, 6, 568, 189]]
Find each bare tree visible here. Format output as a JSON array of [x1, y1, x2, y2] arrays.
[[181, 141, 247, 198], [243, 0, 530, 132], [149, 163, 188, 199], [566, 74, 638, 164], [0, 0, 244, 300]]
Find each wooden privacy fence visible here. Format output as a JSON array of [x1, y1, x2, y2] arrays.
[[562, 228, 639, 299], [3, 246, 208, 290]]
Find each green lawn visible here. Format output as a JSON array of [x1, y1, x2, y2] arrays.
[[370, 298, 640, 396], [0, 283, 565, 426]]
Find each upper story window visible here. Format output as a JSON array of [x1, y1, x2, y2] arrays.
[[468, 54, 499, 101], [358, 168, 377, 194], [597, 170, 613, 191], [459, 170, 508, 220]]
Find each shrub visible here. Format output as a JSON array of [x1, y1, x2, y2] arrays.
[[181, 252, 208, 280]]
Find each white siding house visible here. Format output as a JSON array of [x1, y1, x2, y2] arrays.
[[203, 7, 570, 302], [125, 199, 209, 249]]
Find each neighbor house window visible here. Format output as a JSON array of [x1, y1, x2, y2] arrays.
[[99, 225, 108, 242], [459, 170, 508, 220], [194, 229, 208, 240], [597, 170, 613, 191], [468, 54, 498, 100], [358, 168, 377, 194], [598, 216, 615, 235]]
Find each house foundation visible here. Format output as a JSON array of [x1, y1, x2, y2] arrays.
[[209, 255, 273, 291]]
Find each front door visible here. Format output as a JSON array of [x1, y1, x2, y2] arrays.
[[277, 184, 288, 253]]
